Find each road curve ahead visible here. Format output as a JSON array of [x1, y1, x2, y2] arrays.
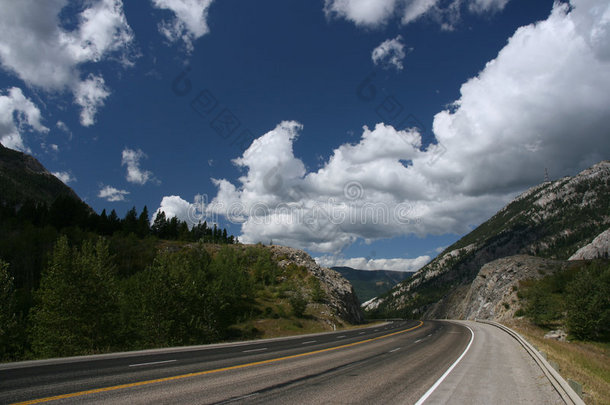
[[0, 320, 563, 404]]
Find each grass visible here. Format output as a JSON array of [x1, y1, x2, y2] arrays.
[[505, 319, 610, 405]]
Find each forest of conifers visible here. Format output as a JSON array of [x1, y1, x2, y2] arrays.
[[0, 196, 283, 362]]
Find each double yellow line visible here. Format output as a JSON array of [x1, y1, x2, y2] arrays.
[[14, 321, 424, 404]]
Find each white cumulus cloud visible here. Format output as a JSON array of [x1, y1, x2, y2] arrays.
[[122, 147, 155, 185], [0, 0, 136, 126], [324, 0, 511, 28], [98, 185, 129, 202], [53, 171, 76, 184], [152, 0, 214, 52], [157, 0, 610, 258], [152, 195, 197, 224], [0, 87, 49, 152], [315, 255, 430, 272], [371, 35, 406, 70]]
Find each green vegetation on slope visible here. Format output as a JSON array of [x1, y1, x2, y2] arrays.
[[516, 260, 610, 341], [1, 236, 337, 361]]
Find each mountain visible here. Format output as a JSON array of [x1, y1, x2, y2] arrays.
[[364, 160, 610, 318], [0, 143, 79, 207], [272, 248, 365, 324], [331, 266, 413, 303]]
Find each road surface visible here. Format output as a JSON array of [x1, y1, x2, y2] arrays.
[[0, 320, 564, 404]]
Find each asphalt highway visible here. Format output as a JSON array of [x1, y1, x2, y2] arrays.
[[0, 320, 564, 404]]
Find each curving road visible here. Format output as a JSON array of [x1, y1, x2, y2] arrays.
[[0, 320, 563, 404]]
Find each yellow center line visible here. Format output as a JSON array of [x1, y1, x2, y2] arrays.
[[12, 321, 424, 405]]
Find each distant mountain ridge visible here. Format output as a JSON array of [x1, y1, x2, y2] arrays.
[[331, 266, 413, 304], [0, 143, 79, 207], [365, 160, 610, 318]]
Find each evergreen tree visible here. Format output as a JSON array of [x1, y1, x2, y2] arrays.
[[137, 206, 150, 237], [566, 263, 610, 340], [152, 211, 168, 238], [0, 259, 18, 360], [123, 206, 138, 235], [29, 236, 119, 358], [98, 209, 110, 235], [108, 210, 121, 234]]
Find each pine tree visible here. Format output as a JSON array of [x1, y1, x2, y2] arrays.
[[123, 206, 138, 235], [108, 210, 121, 234], [137, 206, 150, 237], [0, 259, 18, 360], [152, 211, 168, 238], [29, 236, 119, 358]]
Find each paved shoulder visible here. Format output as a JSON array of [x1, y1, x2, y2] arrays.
[[422, 320, 563, 405]]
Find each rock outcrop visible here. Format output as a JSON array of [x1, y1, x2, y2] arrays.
[[365, 160, 610, 318], [269, 245, 365, 324], [452, 255, 567, 321], [569, 228, 610, 260]]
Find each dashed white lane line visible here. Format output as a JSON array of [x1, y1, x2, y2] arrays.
[[389, 347, 401, 353], [301, 340, 317, 344], [129, 359, 176, 368], [242, 348, 268, 353]]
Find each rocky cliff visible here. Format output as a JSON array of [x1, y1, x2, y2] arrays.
[[569, 228, 610, 260], [269, 245, 365, 325], [365, 161, 610, 319], [449, 255, 568, 321]]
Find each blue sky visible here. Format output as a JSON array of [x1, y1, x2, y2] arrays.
[[1, 0, 609, 271]]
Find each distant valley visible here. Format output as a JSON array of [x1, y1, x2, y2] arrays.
[[331, 266, 413, 304]]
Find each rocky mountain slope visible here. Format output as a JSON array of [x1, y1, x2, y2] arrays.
[[0, 143, 79, 207], [365, 161, 610, 318], [569, 228, 610, 260], [447, 255, 569, 321], [269, 246, 364, 325]]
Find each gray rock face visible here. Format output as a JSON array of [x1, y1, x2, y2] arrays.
[[569, 228, 610, 260], [268, 245, 365, 324], [365, 160, 610, 318], [544, 329, 567, 342], [453, 255, 567, 322]]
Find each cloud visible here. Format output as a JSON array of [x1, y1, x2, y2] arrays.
[[315, 255, 430, 272], [0, 87, 49, 152], [152, 0, 214, 52], [324, 0, 511, 28], [324, 0, 398, 27], [0, 0, 136, 126], [53, 171, 76, 184], [98, 185, 129, 202], [468, 0, 510, 14], [371, 35, 406, 70], [152, 195, 196, 224], [159, 0, 610, 255], [121, 147, 155, 185]]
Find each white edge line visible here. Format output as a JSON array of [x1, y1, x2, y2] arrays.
[[414, 325, 475, 405], [129, 359, 176, 368]]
